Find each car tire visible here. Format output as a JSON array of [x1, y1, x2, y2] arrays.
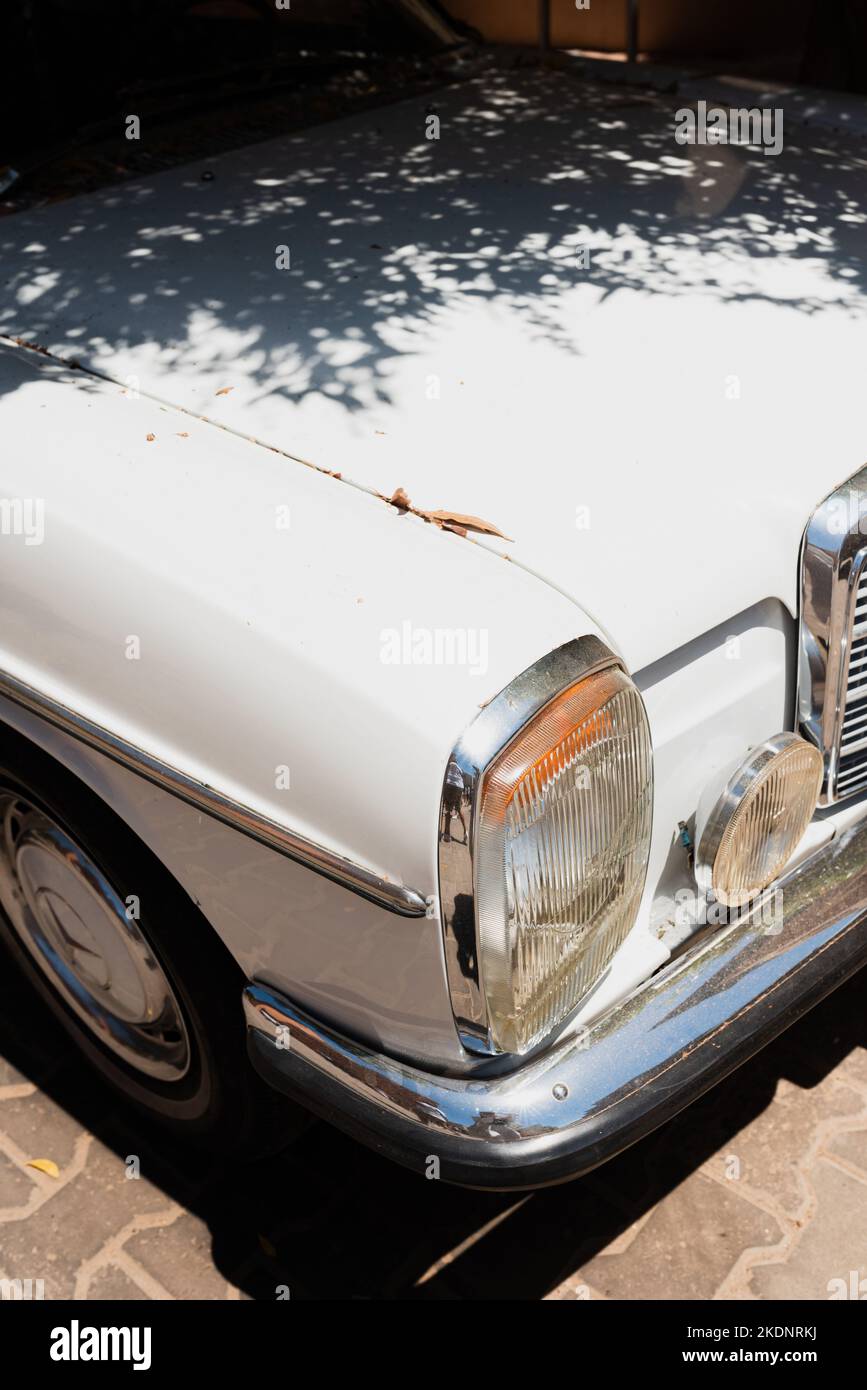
[[0, 725, 310, 1159]]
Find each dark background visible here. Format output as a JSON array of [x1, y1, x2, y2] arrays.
[[3, 0, 867, 209], [0, 1, 468, 188]]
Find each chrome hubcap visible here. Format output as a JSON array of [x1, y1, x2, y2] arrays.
[[0, 791, 190, 1081]]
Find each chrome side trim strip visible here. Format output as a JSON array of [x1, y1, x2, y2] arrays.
[[245, 811, 867, 1190], [437, 634, 623, 1056], [0, 669, 427, 918]]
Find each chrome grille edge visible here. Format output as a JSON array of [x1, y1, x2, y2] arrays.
[[799, 464, 867, 804]]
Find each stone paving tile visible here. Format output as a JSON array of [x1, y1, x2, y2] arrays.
[[698, 1075, 865, 1222], [0, 1234, 91, 1304], [83, 1266, 154, 1301], [2, 943, 866, 1300], [824, 1124, 867, 1175], [124, 1212, 235, 1301], [748, 1159, 867, 1301], [835, 1048, 867, 1091], [0, 1155, 177, 1298], [0, 1089, 97, 1173], [579, 1171, 784, 1300], [0, 1150, 38, 1209]]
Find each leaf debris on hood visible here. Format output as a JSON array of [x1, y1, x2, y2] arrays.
[[386, 488, 512, 542]]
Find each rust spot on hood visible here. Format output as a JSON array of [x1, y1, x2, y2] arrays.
[[9, 335, 52, 357]]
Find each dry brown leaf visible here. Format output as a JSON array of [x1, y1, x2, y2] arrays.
[[384, 489, 511, 541], [417, 509, 513, 542], [215, 387, 234, 397], [27, 1158, 59, 1178]]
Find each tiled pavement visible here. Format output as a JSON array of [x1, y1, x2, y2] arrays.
[[1, 948, 866, 1301]]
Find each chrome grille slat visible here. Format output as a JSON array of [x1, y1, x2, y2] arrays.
[[842, 709, 867, 731], [841, 716, 867, 742], [841, 585, 867, 776], [845, 709, 867, 732], [836, 768, 867, 795], [840, 734, 867, 758]]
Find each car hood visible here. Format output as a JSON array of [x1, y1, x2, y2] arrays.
[[3, 66, 866, 673]]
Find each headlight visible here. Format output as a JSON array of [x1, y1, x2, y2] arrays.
[[439, 638, 653, 1056], [695, 733, 822, 907]]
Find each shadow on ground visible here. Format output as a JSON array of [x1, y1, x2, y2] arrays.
[[1, 937, 865, 1300]]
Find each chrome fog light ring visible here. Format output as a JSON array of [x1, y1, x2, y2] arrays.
[[695, 732, 823, 909]]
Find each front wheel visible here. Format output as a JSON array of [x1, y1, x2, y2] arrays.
[[0, 729, 308, 1157]]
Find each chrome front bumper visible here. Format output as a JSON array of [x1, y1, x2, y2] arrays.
[[244, 817, 867, 1190]]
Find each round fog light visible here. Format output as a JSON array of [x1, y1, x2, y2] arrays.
[[695, 733, 822, 908]]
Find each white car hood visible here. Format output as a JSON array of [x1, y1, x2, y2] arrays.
[[3, 67, 866, 672]]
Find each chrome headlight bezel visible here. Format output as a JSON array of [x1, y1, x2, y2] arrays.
[[437, 635, 653, 1057]]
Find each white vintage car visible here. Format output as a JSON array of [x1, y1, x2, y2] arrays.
[[1, 65, 866, 1188]]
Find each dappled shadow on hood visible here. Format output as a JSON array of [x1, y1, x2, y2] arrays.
[[2, 65, 866, 421]]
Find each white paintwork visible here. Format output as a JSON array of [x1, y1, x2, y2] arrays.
[[0, 688, 469, 1067], [0, 344, 589, 902], [1, 67, 865, 1064], [0, 337, 804, 1065], [2, 69, 865, 670]]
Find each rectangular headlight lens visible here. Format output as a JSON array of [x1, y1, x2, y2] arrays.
[[476, 665, 653, 1054]]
